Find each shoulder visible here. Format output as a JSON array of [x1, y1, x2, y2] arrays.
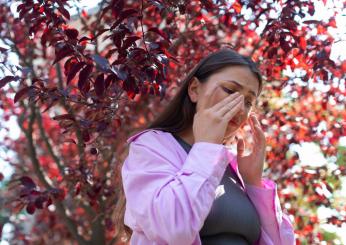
[[125, 128, 182, 170], [126, 128, 167, 145]]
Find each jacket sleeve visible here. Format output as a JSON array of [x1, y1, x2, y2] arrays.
[[245, 178, 296, 245], [121, 138, 233, 245]]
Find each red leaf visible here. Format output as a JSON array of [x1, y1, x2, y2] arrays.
[[67, 62, 86, 85], [19, 176, 36, 189], [75, 182, 81, 195], [81, 9, 88, 18], [78, 64, 93, 91], [26, 202, 36, 214], [232, 2, 242, 14], [65, 28, 79, 39], [46, 197, 53, 207], [94, 74, 105, 97], [329, 17, 337, 28]]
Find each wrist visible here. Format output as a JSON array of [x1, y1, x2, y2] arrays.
[[245, 179, 263, 187]]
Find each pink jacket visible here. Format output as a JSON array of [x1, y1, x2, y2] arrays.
[[121, 129, 295, 245]]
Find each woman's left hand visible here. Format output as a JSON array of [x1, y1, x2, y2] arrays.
[[236, 113, 266, 187]]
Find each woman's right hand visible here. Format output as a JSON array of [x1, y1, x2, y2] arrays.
[[193, 87, 244, 144]]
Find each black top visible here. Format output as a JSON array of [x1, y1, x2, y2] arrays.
[[172, 133, 261, 245]]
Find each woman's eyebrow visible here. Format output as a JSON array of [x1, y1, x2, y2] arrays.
[[224, 80, 257, 98]]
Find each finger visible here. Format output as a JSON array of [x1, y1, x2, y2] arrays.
[[250, 115, 263, 136], [223, 100, 244, 121], [254, 124, 266, 142], [213, 91, 242, 112], [199, 84, 219, 110], [248, 118, 259, 144], [237, 137, 245, 157], [216, 94, 243, 116], [251, 114, 262, 129], [248, 115, 256, 135]]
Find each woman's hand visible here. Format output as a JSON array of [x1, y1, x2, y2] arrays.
[[193, 87, 245, 145], [236, 113, 266, 187]]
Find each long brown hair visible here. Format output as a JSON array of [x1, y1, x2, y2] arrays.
[[117, 47, 263, 241]]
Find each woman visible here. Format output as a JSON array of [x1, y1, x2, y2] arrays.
[[121, 48, 295, 245]]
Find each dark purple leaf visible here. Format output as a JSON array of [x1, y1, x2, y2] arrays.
[[58, 6, 70, 20], [53, 46, 74, 65], [90, 148, 98, 155], [14, 86, 35, 103], [41, 99, 59, 113], [120, 9, 138, 19], [52, 114, 75, 121], [20, 176, 36, 189], [122, 36, 141, 50], [65, 28, 79, 39], [104, 74, 117, 89], [303, 20, 321, 25], [67, 62, 86, 85], [94, 74, 105, 97], [50, 188, 65, 201], [26, 202, 36, 214], [78, 64, 93, 91], [93, 28, 109, 40], [148, 27, 170, 42], [46, 197, 53, 207], [0, 46, 8, 53], [0, 76, 20, 89], [82, 130, 90, 142], [35, 195, 48, 209], [78, 36, 92, 43]]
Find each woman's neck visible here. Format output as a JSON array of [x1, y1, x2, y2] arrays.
[[176, 128, 194, 146]]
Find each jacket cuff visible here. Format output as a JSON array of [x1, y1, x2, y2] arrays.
[[180, 142, 232, 186], [245, 178, 282, 226]]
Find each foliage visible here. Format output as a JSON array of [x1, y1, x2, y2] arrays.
[[0, 0, 345, 244]]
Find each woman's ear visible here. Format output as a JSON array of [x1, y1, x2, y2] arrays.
[[188, 76, 200, 103]]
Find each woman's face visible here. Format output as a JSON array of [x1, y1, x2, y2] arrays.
[[189, 65, 260, 138]]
